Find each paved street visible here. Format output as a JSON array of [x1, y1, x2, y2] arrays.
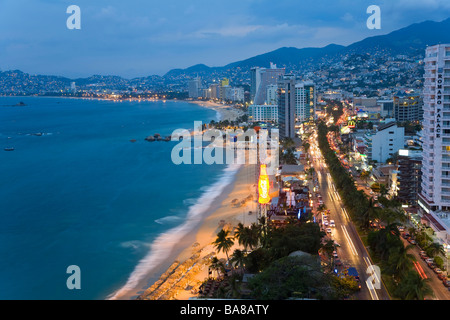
[[309, 137, 390, 300]]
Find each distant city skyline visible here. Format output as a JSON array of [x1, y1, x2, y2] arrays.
[[1, 0, 450, 78]]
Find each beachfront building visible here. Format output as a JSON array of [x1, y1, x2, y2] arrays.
[[225, 86, 245, 102], [418, 44, 450, 253], [251, 63, 285, 105], [188, 76, 202, 99], [248, 104, 278, 123]]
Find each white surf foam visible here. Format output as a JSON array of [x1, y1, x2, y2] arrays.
[[108, 163, 242, 300]]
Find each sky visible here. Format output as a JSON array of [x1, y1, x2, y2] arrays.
[[1, 0, 450, 78]]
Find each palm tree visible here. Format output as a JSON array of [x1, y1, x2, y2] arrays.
[[357, 198, 380, 230], [209, 256, 225, 279], [387, 244, 415, 280], [230, 249, 246, 272], [247, 223, 261, 250], [426, 242, 445, 258], [234, 224, 258, 252], [398, 271, 434, 300], [233, 223, 246, 247], [212, 229, 235, 263], [281, 137, 295, 150]]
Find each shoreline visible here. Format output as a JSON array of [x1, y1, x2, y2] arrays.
[[131, 163, 257, 300], [188, 100, 245, 122]]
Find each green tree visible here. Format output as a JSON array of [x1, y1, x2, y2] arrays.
[[209, 256, 225, 278], [212, 229, 235, 262], [386, 244, 415, 280], [395, 271, 434, 300], [230, 249, 246, 271], [248, 255, 332, 300], [426, 242, 445, 258]]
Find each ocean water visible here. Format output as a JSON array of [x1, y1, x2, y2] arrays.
[[0, 96, 235, 299]]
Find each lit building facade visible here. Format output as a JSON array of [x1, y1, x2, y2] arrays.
[[418, 44, 450, 252]]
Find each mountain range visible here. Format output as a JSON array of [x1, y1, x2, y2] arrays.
[[164, 17, 450, 78]]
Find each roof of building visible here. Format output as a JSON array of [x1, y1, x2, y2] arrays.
[[377, 121, 397, 132], [280, 164, 305, 175], [423, 213, 446, 232]]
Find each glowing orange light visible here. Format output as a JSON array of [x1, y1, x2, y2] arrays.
[[258, 164, 270, 204]]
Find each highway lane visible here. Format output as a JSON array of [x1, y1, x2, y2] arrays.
[[309, 138, 390, 300]]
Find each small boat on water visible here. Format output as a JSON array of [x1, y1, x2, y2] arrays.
[[4, 147, 15, 151]]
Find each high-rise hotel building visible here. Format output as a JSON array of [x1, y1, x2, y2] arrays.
[[277, 75, 296, 139], [419, 44, 450, 249], [251, 63, 285, 105]]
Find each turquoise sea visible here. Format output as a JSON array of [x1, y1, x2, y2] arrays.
[[0, 96, 234, 299]]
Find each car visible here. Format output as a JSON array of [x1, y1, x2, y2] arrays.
[[330, 220, 335, 227], [398, 226, 405, 232], [409, 239, 417, 245], [419, 250, 426, 257], [421, 255, 429, 261], [427, 262, 436, 269], [332, 251, 338, 258], [324, 221, 329, 227], [402, 233, 410, 239], [443, 280, 450, 287], [425, 258, 434, 264], [434, 268, 443, 274], [438, 273, 446, 281], [326, 228, 332, 234], [334, 258, 342, 266]]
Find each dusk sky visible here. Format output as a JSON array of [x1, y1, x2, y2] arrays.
[[1, 0, 450, 78]]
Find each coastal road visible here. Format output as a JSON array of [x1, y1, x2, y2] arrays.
[[309, 135, 390, 300]]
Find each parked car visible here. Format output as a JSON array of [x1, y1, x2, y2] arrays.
[[438, 273, 446, 281], [419, 250, 426, 257], [408, 239, 417, 245], [330, 220, 335, 228], [332, 250, 338, 258], [443, 280, 450, 287], [425, 258, 434, 264], [433, 268, 443, 274], [334, 258, 342, 266], [326, 228, 332, 234], [398, 226, 405, 232], [402, 233, 410, 239], [427, 262, 436, 269]]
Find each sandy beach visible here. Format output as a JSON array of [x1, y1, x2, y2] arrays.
[[189, 100, 245, 122], [135, 163, 258, 300]]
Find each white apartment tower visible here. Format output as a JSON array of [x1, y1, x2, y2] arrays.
[[419, 44, 450, 248]]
